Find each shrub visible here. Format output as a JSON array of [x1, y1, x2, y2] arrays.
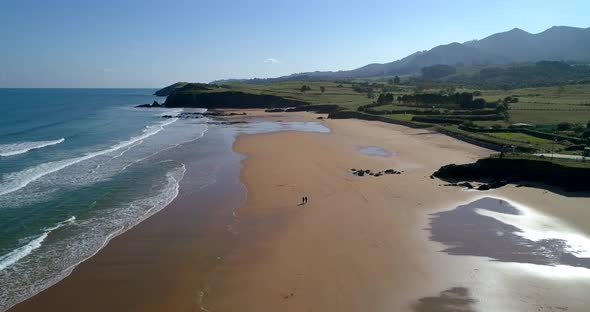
[[557, 122, 573, 131]]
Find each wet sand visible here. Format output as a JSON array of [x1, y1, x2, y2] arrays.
[[9, 111, 590, 312], [203, 116, 590, 312], [8, 125, 247, 312]]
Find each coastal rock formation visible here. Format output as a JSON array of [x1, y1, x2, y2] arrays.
[[136, 101, 162, 108], [350, 168, 402, 177], [434, 158, 590, 192], [153, 82, 190, 96], [161, 111, 247, 119], [164, 91, 308, 109]]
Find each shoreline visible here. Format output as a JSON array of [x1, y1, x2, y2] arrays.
[[203, 116, 590, 311], [8, 111, 590, 311], [7, 122, 248, 312]]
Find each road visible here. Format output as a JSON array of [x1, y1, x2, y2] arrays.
[[534, 153, 588, 160]]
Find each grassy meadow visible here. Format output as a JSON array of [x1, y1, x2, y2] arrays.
[[172, 79, 589, 156]]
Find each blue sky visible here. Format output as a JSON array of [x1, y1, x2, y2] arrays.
[[0, 0, 588, 87]]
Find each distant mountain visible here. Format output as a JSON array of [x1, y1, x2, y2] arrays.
[[231, 25, 590, 83], [465, 26, 590, 63]]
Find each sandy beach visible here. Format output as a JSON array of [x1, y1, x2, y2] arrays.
[[9, 111, 590, 312]]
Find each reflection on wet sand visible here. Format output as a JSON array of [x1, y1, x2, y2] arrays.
[[428, 197, 590, 269], [412, 287, 476, 312], [357, 146, 393, 157]]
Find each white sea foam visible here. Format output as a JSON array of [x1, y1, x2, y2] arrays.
[[0, 119, 177, 197], [0, 138, 65, 157], [0, 165, 185, 312], [0, 216, 75, 271]]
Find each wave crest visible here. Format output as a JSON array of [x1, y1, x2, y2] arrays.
[[0, 119, 177, 197], [0, 216, 76, 271], [0, 139, 65, 157]]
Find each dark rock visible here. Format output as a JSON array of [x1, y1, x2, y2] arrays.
[[477, 184, 491, 191], [165, 91, 308, 109], [458, 182, 474, 189], [136, 101, 162, 108], [488, 180, 508, 189]]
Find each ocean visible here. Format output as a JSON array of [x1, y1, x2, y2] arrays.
[[0, 88, 330, 311], [0, 89, 205, 309]]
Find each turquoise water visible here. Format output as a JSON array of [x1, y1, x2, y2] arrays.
[[0, 89, 331, 311], [0, 89, 208, 310]]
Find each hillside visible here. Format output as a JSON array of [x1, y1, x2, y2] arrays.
[[221, 25, 590, 83], [430, 61, 590, 89]]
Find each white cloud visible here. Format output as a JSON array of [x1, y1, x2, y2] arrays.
[[264, 58, 280, 64], [102, 68, 115, 73]]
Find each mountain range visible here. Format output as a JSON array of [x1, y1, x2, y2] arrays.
[[225, 26, 590, 83]]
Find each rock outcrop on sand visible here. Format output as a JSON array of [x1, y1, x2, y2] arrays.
[[350, 168, 402, 177], [434, 157, 590, 192]]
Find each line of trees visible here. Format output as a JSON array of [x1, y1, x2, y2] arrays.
[[396, 92, 496, 110]]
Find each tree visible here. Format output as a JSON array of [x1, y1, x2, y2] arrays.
[[421, 64, 457, 80], [376, 93, 394, 105], [587, 120, 590, 129], [393, 76, 401, 85], [320, 86, 325, 93], [376, 94, 385, 105], [557, 84, 565, 97], [557, 122, 573, 131], [385, 93, 394, 105], [300, 85, 311, 93], [583, 129, 590, 139], [496, 103, 509, 114]]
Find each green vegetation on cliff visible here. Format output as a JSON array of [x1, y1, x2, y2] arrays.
[[157, 81, 371, 110], [154, 82, 190, 96], [434, 155, 590, 192], [155, 78, 589, 156]]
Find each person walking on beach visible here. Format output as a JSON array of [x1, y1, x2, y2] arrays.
[[301, 196, 308, 204]]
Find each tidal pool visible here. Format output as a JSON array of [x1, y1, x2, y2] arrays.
[[357, 146, 393, 157]]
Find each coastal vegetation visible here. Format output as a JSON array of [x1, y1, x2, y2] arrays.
[[155, 63, 590, 163]]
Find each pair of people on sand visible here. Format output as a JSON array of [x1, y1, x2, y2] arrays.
[[301, 196, 308, 204]]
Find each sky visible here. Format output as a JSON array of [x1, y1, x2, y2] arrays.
[[0, 0, 588, 88]]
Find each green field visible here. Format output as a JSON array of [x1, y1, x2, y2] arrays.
[[485, 132, 553, 144], [165, 79, 589, 155], [211, 81, 590, 128], [476, 84, 590, 125], [222, 81, 371, 110]]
